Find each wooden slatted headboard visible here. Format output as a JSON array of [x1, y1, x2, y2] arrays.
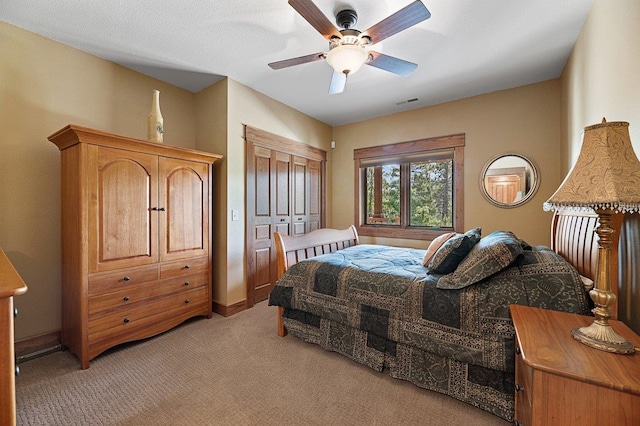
[[273, 225, 359, 280], [551, 209, 624, 319]]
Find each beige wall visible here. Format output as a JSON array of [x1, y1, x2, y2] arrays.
[[1, 21, 198, 340], [561, 0, 640, 173], [195, 80, 228, 304], [198, 78, 333, 306], [331, 80, 562, 248], [6, 0, 637, 342], [223, 79, 333, 305]]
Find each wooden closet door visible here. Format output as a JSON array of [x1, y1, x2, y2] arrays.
[[246, 145, 291, 306], [158, 157, 210, 263], [291, 156, 307, 236], [307, 159, 322, 232], [245, 127, 326, 308], [88, 146, 159, 273]]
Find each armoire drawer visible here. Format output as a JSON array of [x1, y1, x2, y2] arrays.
[[88, 265, 160, 295], [88, 286, 208, 336], [88, 271, 208, 314], [160, 256, 208, 278]]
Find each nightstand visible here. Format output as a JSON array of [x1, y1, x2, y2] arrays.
[[510, 304, 640, 426]]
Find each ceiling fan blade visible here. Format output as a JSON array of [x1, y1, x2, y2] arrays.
[[288, 0, 341, 40], [268, 52, 326, 70], [366, 51, 418, 76], [363, 0, 431, 44], [328, 71, 346, 94]]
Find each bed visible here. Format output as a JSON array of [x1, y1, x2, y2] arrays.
[[267, 210, 624, 422]]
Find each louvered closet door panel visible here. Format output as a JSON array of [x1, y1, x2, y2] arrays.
[[88, 146, 159, 273], [158, 157, 209, 263]]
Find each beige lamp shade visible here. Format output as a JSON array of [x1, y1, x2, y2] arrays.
[[543, 119, 640, 213]]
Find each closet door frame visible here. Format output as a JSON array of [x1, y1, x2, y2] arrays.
[[245, 126, 326, 308]]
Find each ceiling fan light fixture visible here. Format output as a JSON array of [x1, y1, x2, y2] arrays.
[[326, 44, 368, 75]]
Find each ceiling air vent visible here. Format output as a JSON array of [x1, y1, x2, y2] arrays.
[[396, 98, 419, 106]]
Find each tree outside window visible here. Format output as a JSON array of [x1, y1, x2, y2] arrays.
[[354, 134, 464, 240]]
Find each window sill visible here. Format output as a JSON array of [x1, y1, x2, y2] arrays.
[[356, 225, 455, 241]]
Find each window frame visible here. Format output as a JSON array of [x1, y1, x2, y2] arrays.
[[353, 133, 465, 240]]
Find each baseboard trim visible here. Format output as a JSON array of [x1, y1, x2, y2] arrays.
[[212, 300, 247, 317], [15, 331, 62, 363]]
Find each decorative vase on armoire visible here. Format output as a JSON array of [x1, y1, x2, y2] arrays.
[[148, 89, 164, 143]]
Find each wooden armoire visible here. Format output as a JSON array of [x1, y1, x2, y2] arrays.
[[49, 125, 222, 369], [245, 126, 326, 307]]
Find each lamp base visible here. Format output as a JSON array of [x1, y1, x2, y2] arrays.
[[571, 321, 635, 354]]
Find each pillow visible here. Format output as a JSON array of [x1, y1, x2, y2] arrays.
[[427, 227, 481, 274], [436, 230, 524, 290], [422, 232, 457, 266], [580, 275, 594, 291]]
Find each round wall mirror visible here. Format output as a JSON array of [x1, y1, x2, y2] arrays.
[[480, 153, 540, 208]]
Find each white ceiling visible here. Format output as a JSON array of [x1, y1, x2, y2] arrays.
[[1, 0, 592, 126]]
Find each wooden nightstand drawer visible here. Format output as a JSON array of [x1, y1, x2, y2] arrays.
[[510, 304, 640, 426], [514, 344, 532, 425]]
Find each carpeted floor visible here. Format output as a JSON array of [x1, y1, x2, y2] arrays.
[[16, 301, 510, 425]]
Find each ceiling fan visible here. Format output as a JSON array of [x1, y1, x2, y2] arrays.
[[268, 0, 431, 94]]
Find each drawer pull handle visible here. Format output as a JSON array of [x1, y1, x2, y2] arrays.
[[515, 384, 525, 392], [515, 347, 521, 355], [151, 207, 166, 211], [123, 317, 130, 323], [184, 282, 190, 286], [184, 299, 190, 304], [280, 218, 285, 222], [14, 308, 18, 318], [123, 276, 131, 282], [184, 264, 190, 269], [123, 296, 130, 302], [15, 366, 20, 376]]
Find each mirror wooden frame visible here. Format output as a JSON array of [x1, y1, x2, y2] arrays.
[[480, 153, 540, 208]]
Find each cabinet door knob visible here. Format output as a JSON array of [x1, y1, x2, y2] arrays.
[[123, 276, 131, 281], [184, 299, 190, 304], [123, 296, 130, 302], [15, 366, 20, 376], [516, 347, 521, 355], [14, 308, 18, 318], [184, 264, 190, 269], [123, 317, 130, 323], [515, 384, 524, 392], [184, 282, 190, 286]]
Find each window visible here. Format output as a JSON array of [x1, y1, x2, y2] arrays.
[[354, 134, 465, 240]]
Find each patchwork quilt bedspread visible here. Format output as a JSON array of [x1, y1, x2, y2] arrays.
[[269, 243, 589, 373], [268, 243, 590, 420]]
